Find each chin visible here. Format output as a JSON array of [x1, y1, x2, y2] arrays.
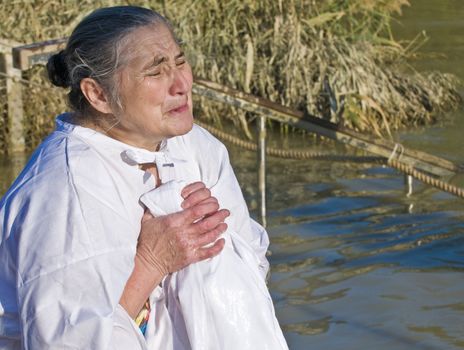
[[170, 115, 194, 138]]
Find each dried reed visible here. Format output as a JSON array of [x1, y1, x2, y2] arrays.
[[0, 0, 461, 153]]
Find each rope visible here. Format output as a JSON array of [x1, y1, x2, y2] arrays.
[[196, 120, 464, 199], [196, 120, 385, 164], [388, 159, 464, 198]]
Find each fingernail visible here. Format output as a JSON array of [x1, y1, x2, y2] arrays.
[[181, 201, 190, 209]]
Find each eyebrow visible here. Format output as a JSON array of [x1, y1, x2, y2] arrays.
[[142, 52, 186, 71], [142, 56, 166, 71]]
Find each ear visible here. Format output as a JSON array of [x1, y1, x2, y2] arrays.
[[80, 78, 113, 114]]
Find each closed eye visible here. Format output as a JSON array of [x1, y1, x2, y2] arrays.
[[146, 70, 161, 77], [175, 51, 187, 66], [176, 59, 186, 67], [144, 52, 187, 77]]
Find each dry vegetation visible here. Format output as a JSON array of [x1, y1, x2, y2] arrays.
[[0, 0, 461, 152]]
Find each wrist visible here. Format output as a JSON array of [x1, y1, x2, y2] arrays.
[[120, 253, 165, 319]]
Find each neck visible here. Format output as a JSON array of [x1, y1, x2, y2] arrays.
[[76, 113, 162, 151]]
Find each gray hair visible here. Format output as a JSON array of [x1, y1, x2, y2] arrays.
[[47, 6, 176, 117]]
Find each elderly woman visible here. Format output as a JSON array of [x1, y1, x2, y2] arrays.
[[0, 6, 287, 350]]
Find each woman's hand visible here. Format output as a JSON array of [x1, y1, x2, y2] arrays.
[[120, 182, 228, 318], [137, 181, 229, 276]]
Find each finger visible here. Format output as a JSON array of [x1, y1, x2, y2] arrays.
[[195, 222, 228, 247], [163, 201, 220, 227], [181, 182, 206, 199], [181, 187, 213, 209], [185, 201, 223, 223], [194, 238, 225, 262], [184, 197, 219, 214], [197, 197, 219, 206], [198, 198, 220, 217], [142, 209, 154, 223], [189, 209, 230, 233]]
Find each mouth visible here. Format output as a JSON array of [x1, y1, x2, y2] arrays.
[[166, 101, 189, 115]]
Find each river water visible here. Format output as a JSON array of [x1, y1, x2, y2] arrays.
[[1, 1, 463, 349], [247, 1, 464, 349]]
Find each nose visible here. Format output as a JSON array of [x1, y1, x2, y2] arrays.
[[169, 66, 192, 96]]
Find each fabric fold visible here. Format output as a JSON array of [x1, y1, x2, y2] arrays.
[[140, 180, 288, 350]]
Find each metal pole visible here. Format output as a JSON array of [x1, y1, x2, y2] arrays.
[[258, 115, 267, 227], [405, 174, 413, 197]]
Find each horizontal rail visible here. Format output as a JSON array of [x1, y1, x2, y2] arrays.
[[12, 38, 66, 70], [193, 79, 461, 177]]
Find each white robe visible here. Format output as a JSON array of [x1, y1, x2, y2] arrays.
[[137, 180, 287, 349], [0, 114, 281, 349]]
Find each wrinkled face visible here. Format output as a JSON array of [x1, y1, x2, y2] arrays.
[[107, 23, 194, 150]]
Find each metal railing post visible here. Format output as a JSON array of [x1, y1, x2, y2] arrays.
[[258, 115, 267, 227], [405, 174, 413, 197]]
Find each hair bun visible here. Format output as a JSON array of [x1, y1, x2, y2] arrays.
[[46, 50, 70, 88]]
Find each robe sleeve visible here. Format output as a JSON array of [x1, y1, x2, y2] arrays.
[[4, 141, 147, 349]]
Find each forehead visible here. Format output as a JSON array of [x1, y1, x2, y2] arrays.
[[121, 24, 179, 66]]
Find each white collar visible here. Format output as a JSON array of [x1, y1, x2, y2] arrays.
[[55, 113, 185, 183]]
